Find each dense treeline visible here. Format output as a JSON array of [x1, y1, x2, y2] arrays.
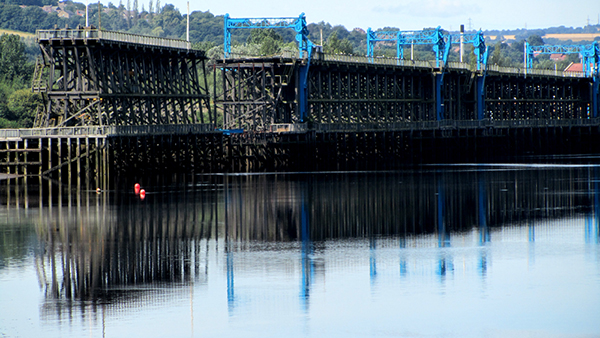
[[0, 34, 39, 127], [0, 0, 599, 128]]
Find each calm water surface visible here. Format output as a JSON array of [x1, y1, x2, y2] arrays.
[[1, 166, 600, 337]]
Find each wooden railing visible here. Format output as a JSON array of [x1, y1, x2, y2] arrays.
[[37, 29, 191, 50], [227, 51, 589, 78], [0, 124, 217, 139], [313, 118, 600, 132]]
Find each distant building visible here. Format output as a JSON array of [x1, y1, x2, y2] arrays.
[[57, 10, 73, 19], [564, 63, 583, 72], [41, 5, 57, 13], [550, 54, 567, 61]]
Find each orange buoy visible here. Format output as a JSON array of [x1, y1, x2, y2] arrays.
[[134, 183, 141, 194], [139, 189, 146, 200]]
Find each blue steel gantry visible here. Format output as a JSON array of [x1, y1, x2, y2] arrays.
[[366, 27, 451, 68], [366, 28, 488, 70], [525, 42, 600, 77], [223, 13, 313, 59]]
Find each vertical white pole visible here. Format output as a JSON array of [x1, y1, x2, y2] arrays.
[[320, 28, 323, 47], [186, 1, 190, 42], [524, 41, 527, 77], [86, 0, 88, 27], [460, 24, 464, 63]]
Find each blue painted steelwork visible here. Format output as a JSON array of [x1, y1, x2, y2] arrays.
[[218, 128, 244, 135], [449, 31, 488, 70], [223, 13, 315, 122], [526, 42, 600, 117], [525, 42, 600, 77], [366, 27, 450, 68], [223, 13, 312, 59]]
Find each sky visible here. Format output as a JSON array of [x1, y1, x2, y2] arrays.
[[141, 0, 600, 32]]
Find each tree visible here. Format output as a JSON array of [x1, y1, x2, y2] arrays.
[[527, 35, 544, 46], [324, 31, 353, 54], [7, 89, 41, 127], [247, 29, 283, 55], [0, 34, 30, 83]]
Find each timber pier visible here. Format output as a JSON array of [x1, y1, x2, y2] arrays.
[[1, 24, 599, 186]]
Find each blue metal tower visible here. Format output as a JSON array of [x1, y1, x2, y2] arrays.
[[223, 13, 313, 59]]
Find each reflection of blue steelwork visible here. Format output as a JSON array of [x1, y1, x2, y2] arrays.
[[587, 175, 600, 243], [477, 176, 489, 276], [226, 249, 235, 312], [478, 178, 490, 244], [223, 13, 316, 122], [528, 221, 535, 242], [366, 27, 451, 68], [399, 237, 407, 277], [299, 193, 313, 313], [526, 42, 600, 117], [437, 180, 450, 247], [436, 178, 453, 278], [369, 238, 377, 284]]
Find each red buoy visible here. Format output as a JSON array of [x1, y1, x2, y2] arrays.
[[134, 183, 141, 195], [139, 189, 146, 200]]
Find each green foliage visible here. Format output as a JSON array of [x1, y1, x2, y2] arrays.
[[0, 34, 40, 128], [0, 34, 31, 83], [6, 89, 40, 127], [324, 31, 353, 54], [527, 35, 545, 46], [247, 29, 283, 55]]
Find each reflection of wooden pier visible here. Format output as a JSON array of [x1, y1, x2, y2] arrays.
[[0, 166, 598, 315]]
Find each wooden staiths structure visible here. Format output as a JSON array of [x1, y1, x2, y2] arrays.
[[32, 28, 214, 127]]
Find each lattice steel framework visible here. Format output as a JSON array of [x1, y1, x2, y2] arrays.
[[215, 58, 300, 130], [33, 29, 213, 127], [483, 72, 591, 120], [307, 60, 439, 123]]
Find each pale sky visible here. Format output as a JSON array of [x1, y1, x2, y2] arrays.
[[154, 0, 600, 32]]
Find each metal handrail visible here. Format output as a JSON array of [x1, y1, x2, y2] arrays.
[[37, 29, 191, 50], [224, 50, 590, 78], [313, 118, 600, 132]]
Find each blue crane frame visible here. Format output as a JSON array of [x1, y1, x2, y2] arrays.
[[526, 42, 600, 117], [223, 13, 315, 122], [366, 28, 488, 70], [366, 27, 450, 68]]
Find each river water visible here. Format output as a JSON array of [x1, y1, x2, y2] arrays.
[[1, 165, 600, 337]]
